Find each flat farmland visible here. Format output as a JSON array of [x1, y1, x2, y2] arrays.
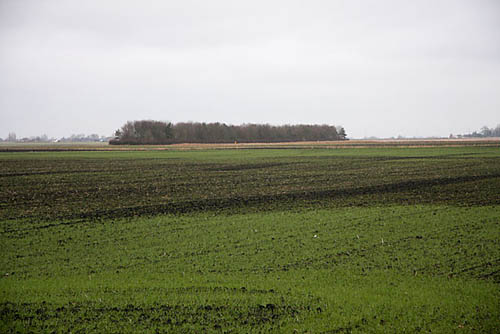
[[1, 145, 500, 333]]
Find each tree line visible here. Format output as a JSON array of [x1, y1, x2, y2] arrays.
[[456, 125, 500, 138], [110, 120, 347, 145], [0, 132, 110, 143]]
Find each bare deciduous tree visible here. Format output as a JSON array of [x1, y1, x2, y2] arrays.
[[111, 121, 347, 145]]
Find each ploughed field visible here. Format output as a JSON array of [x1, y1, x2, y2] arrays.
[[1, 146, 499, 333]]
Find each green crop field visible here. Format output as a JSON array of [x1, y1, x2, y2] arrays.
[[1, 145, 500, 333]]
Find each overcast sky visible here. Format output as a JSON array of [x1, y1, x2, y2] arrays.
[[1, 0, 499, 139]]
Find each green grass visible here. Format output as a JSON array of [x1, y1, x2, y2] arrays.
[[1, 146, 500, 333]]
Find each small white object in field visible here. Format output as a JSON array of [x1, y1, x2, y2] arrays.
[[313, 234, 318, 238]]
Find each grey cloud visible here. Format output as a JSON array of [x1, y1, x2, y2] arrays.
[[1, 0, 499, 138]]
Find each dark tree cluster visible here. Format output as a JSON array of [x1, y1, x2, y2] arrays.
[[456, 125, 500, 138], [111, 120, 173, 145], [110, 121, 347, 145]]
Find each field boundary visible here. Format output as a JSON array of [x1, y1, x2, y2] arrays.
[[0, 138, 499, 152]]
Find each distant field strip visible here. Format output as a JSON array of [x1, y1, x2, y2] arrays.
[[0, 138, 499, 152]]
